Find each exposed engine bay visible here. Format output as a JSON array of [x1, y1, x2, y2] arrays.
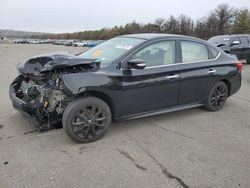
[[10, 52, 100, 131]]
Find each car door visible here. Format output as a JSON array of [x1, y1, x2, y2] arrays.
[[229, 36, 242, 59], [120, 40, 181, 116], [240, 36, 250, 60], [177, 40, 219, 105]]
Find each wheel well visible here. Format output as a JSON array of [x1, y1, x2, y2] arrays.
[[220, 79, 231, 96], [78, 91, 115, 119]]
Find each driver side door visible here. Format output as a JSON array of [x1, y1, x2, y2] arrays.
[[120, 40, 181, 117]]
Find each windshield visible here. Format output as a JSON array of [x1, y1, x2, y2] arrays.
[[208, 36, 230, 45], [78, 37, 145, 66]]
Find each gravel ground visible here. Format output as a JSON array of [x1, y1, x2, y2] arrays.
[[0, 44, 250, 188]]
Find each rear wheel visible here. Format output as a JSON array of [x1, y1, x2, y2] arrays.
[[203, 82, 228, 111], [62, 97, 111, 143]]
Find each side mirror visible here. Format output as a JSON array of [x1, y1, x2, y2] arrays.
[[230, 41, 240, 46], [127, 59, 146, 69]]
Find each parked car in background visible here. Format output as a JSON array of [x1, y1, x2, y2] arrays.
[[72, 41, 88, 47], [53, 40, 68, 45], [29, 40, 39, 44], [14, 39, 29, 44], [86, 41, 98, 47], [53, 41, 62, 45], [9, 34, 242, 143], [65, 40, 75, 46], [208, 34, 250, 64]]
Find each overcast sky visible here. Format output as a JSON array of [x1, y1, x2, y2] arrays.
[[0, 0, 249, 33]]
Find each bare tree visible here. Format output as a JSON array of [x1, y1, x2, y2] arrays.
[[178, 14, 194, 35], [154, 18, 166, 32], [212, 4, 236, 34], [165, 15, 179, 34]]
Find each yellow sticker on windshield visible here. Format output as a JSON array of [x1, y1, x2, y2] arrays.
[[92, 50, 103, 58]]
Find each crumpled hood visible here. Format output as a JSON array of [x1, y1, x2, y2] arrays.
[[17, 51, 100, 76]]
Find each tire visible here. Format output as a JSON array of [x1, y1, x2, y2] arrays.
[[62, 97, 112, 143], [203, 81, 228, 111]]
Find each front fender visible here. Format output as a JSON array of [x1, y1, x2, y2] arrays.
[[61, 71, 123, 119], [62, 72, 112, 95]]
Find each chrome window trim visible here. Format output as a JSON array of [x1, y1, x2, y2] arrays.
[[143, 51, 221, 69], [120, 51, 221, 71]]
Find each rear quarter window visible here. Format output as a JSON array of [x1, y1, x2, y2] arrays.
[[208, 47, 219, 59]]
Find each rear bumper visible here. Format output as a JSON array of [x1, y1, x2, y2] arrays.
[[229, 72, 241, 96]]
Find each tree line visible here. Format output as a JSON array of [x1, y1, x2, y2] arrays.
[[34, 4, 250, 40]]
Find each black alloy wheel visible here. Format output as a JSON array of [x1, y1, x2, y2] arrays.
[[63, 97, 111, 143], [204, 82, 228, 111]]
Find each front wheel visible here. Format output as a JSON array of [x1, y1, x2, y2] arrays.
[[203, 82, 228, 111], [62, 97, 112, 143]]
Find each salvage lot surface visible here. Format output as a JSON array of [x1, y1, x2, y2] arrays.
[[0, 44, 250, 188]]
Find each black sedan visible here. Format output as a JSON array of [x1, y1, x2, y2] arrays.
[[9, 34, 242, 143], [208, 34, 250, 64]]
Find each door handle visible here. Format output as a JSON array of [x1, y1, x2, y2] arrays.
[[166, 75, 180, 80], [207, 69, 216, 74]]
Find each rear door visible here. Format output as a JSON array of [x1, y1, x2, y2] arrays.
[[177, 40, 219, 105], [240, 36, 250, 60], [229, 36, 242, 59], [121, 40, 181, 116]]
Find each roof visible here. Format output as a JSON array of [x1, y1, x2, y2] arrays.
[[121, 33, 191, 40], [120, 33, 217, 46], [210, 34, 250, 38]]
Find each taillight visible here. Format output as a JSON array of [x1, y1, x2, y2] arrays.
[[235, 61, 243, 71]]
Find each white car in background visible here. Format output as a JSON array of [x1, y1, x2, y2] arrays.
[[72, 41, 87, 47]]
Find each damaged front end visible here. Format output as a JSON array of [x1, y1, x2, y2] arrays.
[[9, 52, 100, 131]]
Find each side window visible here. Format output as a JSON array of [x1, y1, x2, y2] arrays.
[[132, 41, 175, 67], [209, 47, 219, 59], [240, 37, 249, 45], [231, 37, 241, 44], [181, 41, 209, 63]]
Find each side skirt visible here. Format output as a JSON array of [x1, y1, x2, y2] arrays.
[[116, 103, 203, 121]]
